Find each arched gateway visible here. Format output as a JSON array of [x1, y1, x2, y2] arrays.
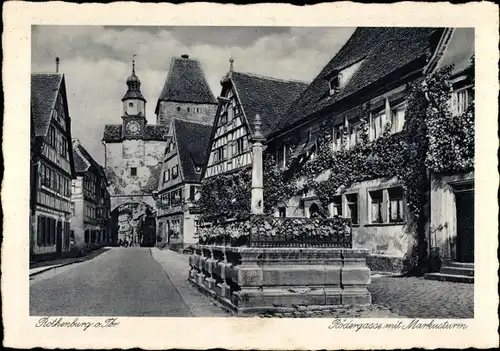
[[109, 201, 156, 247]]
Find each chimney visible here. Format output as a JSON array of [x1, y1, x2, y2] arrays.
[[56, 57, 60, 73]]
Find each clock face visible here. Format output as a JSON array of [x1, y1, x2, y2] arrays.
[[126, 121, 141, 135]]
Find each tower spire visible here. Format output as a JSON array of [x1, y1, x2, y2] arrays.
[[122, 54, 146, 103], [229, 55, 234, 72]]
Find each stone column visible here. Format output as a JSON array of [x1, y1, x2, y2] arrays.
[[251, 114, 265, 215]]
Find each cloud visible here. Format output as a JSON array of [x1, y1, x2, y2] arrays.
[[32, 26, 355, 165]]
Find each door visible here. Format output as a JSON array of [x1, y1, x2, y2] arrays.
[[455, 188, 474, 263], [56, 221, 63, 255]]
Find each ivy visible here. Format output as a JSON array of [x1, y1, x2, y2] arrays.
[[261, 61, 474, 272], [198, 167, 251, 221], [198, 59, 474, 273]]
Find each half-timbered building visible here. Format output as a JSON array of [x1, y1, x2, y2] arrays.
[[203, 64, 308, 180], [156, 118, 212, 251], [31, 70, 76, 261], [71, 139, 111, 254]]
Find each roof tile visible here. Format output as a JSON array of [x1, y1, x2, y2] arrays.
[[31, 73, 62, 137], [272, 27, 442, 135], [157, 56, 217, 106], [230, 72, 308, 137], [173, 119, 212, 182]]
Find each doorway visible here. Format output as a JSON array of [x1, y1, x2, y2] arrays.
[[56, 221, 63, 255], [454, 184, 474, 263]]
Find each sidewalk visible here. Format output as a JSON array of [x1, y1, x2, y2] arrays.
[[29, 247, 111, 277], [150, 248, 232, 317]]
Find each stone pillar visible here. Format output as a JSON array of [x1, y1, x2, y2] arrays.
[[251, 114, 265, 215]]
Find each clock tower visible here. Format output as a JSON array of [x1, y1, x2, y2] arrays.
[[122, 57, 146, 139]]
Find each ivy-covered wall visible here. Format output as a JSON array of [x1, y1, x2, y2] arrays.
[[198, 61, 474, 273]]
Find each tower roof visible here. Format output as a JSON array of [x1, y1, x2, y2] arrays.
[[122, 57, 146, 102], [155, 55, 217, 112]]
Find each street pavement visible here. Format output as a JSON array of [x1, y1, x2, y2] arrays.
[[369, 276, 474, 318], [30, 247, 193, 316], [30, 247, 474, 318]]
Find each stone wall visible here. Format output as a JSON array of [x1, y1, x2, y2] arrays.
[[105, 139, 165, 198], [156, 101, 217, 127]]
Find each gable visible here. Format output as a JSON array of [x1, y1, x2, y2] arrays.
[[174, 119, 212, 182], [204, 84, 252, 178], [435, 28, 475, 75]]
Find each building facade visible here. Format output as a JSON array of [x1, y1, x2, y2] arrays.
[[155, 54, 217, 128], [30, 71, 76, 261], [102, 60, 169, 245], [261, 27, 474, 275], [262, 28, 444, 273], [156, 119, 212, 251], [424, 28, 475, 275], [203, 67, 308, 181], [71, 139, 111, 253]]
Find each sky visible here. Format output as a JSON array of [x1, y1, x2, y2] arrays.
[[32, 26, 356, 165]]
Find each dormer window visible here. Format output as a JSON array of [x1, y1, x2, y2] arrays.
[[329, 74, 340, 96]]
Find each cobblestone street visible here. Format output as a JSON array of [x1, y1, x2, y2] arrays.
[[369, 276, 474, 318]]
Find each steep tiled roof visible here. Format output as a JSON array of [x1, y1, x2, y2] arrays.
[[72, 139, 104, 176], [230, 72, 309, 137], [102, 124, 122, 142], [102, 124, 169, 142], [31, 73, 63, 137], [173, 119, 212, 182], [271, 27, 442, 135], [156, 56, 217, 109], [73, 148, 89, 173], [144, 125, 169, 141]]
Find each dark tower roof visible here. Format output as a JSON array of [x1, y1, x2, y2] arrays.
[[155, 55, 217, 113], [122, 58, 146, 102]]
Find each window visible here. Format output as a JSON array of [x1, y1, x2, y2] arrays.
[[450, 87, 472, 117], [346, 193, 359, 225], [129, 102, 134, 107], [85, 230, 90, 243], [130, 167, 137, 176], [177, 106, 181, 112], [235, 138, 245, 156], [348, 121, 361, 148], [58, 174, 62, 193], [163, 169, 170, 183], [371, 111, 384, 140], [369, 190, 384, 224], [329, 74, 340, 95], [189, 185, 198, 201], [172, 165, 179, 179], [332, 125, 344, 151], [278, 207, 286, 218], [187, 107, 190, 112], [61, 136, 67, 157], [391, 103, 406, 134], [331, 195, 342, 216], [388, 187, 405, 223], [276, 144, 289, 169], [194, 219, 203, 236]]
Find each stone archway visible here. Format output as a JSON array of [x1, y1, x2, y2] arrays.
[[110, 201, 157, 247]]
